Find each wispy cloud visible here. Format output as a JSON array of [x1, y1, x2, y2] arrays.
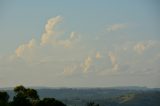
[[106, 24, 127, 32], [63, 65, 77, 76], [55, 32, 79, 48]]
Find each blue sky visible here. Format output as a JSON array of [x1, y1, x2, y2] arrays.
[[0, 0, 160, 88]]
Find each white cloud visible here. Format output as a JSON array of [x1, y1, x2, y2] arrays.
[[96, 52, 101, 59], [108, 51, 119, 71], [133, 40, 155, 54], [15, 39, 36, 57], [40, 16, 78, 48], [14, 16, 79, 61], [81, 56, 92, 73], [41, 16, 63, 45], [107, 24, 127, 32], [55, 32, 79, 48]]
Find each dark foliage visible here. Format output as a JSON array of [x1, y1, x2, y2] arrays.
[[0, 91, 9, 106], [36, 98, 66, 106], [0, 85, 66, 106]]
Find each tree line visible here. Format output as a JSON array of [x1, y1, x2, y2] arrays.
[[0, 85, 66, 106], [0, 85, 100, 106]]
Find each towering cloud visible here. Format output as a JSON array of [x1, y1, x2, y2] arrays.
[[41, 16, 62, 45], [56, 32, 78, 48], [40, 16, 78, 48]]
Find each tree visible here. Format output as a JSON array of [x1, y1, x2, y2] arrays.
[[0, 91, 9, 102], [0, 91, 9, 106], [0, 85, 66, 106], [11, 85, 39, 106], [36, 98, 66, 106], [14, 85, 39, 100], [11, 93, 32, 106], [14, 85, 26, 93], [26, 88, 39, 100]]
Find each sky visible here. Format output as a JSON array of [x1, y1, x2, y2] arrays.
[[0, 0, 160, 88]]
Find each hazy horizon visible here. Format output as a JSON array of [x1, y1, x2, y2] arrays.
[[0, 0, 160, 88]]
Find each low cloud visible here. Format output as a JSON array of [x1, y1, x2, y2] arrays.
[[96, 52, 101, 59], [40, 16, 78, 48], [108, 51, 119, 71], [15, 39, 36, 57], [55, 32, 79, 48], [63, 65, 77, 76], [81, 56, 92, 73], [133, 41, 155, 54], [107, 24, 127, 32], [14, 16, 79, 61], [41, 16, 62, 45]]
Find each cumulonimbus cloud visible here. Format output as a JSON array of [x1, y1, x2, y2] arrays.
[[106, 24, 127, 32]]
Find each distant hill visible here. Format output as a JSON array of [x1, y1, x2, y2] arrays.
[[106, 91, 160, 106], [1, 87, 160, 106]]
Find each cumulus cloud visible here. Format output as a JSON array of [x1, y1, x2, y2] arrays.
[[14, 16, 79, 61], [81, 56, 92, 73], [133, 40, 155, 54], [108, 51, 119, 70], [96, 52, 101, 59], [107, 24, 127, 32], [40, 16, 78, 48], [41, 16, 63, 45], [55, 32, 79, 48], [15, 39, 36, 57], [14, 16, 63, 59]]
